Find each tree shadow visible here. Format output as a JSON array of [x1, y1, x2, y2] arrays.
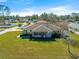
[[29, 38, 56, 42]]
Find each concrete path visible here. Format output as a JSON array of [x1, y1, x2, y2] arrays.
[[0, 27, 22, 35], [0, 23, 33, 35], [74, 31, 79, 35]]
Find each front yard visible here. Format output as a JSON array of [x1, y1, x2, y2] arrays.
[[0, 31, 79, 59]]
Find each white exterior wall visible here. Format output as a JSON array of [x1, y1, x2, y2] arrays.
[[68, 22, 79, 32]]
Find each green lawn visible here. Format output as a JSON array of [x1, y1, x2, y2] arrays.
[[0, 31, 79, 59]]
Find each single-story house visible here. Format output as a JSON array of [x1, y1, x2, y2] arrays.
[[0, 19, 13, 25], [68, 21, 79, 32], [20, 20, 62, 40], [54, 21, 69, 30]]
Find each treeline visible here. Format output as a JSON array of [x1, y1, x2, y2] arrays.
[[25, 12, 79, 22], [1, 12, 79, 23], [0, 4, 79, 23]]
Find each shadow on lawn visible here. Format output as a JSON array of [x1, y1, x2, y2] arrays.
[[21, 37, 61, 42], [30, 38, 56, 42]]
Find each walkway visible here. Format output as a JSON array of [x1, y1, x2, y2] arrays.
[[0, 27, 22, 35]]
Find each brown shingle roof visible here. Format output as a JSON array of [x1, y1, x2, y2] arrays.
[[32, 24, 52, 32], [26, 20, 61, 32], [54, 21, 69, 30]]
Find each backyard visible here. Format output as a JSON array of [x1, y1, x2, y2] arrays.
[[0, 31, 79, 59]]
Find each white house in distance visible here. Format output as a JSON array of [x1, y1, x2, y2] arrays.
[[68, 21, 79, 33]]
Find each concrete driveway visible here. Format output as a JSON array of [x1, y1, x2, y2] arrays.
[[0, 27, 22, 35]]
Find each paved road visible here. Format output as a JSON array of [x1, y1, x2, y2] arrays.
[[0, 24, 33, 35], [0, 27, 22, 35]]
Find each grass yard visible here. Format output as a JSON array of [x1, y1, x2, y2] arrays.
[[0, 32, 79, 59]]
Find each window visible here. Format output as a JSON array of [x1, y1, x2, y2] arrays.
[[33, 32, 38, 35], [22, 30, 27, 34]]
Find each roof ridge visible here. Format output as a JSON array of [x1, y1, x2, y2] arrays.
[[50, 24, 61, 29], [32, 24, 52, 32]]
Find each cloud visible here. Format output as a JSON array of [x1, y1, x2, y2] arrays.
[[11, 7, 44, 16], [11, 8, 36, 16], [11, 11, 35, 16], [25, 0, 34, 4], [49, 6, 79, 15], [11, 6, 79, 16], [10, 0, 34, 4]]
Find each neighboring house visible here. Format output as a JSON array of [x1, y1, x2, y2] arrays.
[[68, 21, 79, 32], [54, 21, 69, 30], [19, 19, 29, 23], [0, 19, 16, 28], [0, 20, 10, 25], [0, 20, 5, 25], [16, 17, 37, 23], [4, 20, 11, 25], [0, 18, 14, 25], [20, 20, 61, 40]]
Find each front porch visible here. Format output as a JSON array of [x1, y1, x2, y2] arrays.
[[20, 30, 61, 40]]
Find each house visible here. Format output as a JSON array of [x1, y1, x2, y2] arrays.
[[0, 20, 5, 25], [0, 19, 16, 28], [20, 20, 61, 40], [68, 21, 79, 32], [0, 20, 10, 25], [54, 21, 69, 30]]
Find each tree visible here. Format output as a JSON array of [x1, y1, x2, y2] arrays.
[[40, 12, 49, 21], [0, 4, 10, 21], [71, 13, 79, 21], [63, 33, 79, 59], [16, 15, 20, 22], [0, 5, 10, 16], [31, 15, 38, 20], [4, 6, 10, 16], [48, 13, 55, 22]]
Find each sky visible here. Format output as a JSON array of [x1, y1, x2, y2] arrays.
[[0, 0, 79, 16]]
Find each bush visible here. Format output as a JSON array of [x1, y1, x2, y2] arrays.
[[18, 24, 22, 27]]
